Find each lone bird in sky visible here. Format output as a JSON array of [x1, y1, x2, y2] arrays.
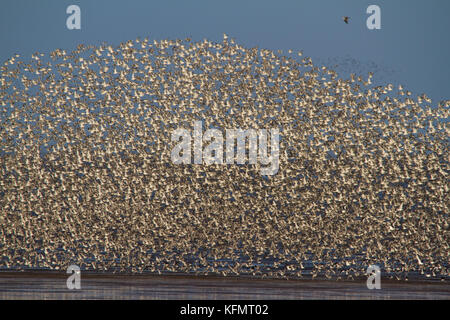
[[343, 16, 350, 24]]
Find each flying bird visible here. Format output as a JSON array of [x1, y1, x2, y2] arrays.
[[343, 16, 350, 24], [0, 34, 447, 282]]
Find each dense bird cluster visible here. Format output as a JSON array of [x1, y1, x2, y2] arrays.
[[0, 35, 448, 280]]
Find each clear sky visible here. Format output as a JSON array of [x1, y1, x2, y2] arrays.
[[1, 0, 449, 102]]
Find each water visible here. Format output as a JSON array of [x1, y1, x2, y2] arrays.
[[0, 272, 448, 299]]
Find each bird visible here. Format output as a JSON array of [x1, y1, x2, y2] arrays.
[[0, 34, 447, 283], [343, 16, 350, 24]]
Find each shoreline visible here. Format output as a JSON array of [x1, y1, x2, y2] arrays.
[[1, 269, 448, 283]]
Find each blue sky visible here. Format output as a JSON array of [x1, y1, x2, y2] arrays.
[[1, 0, 449, 101]]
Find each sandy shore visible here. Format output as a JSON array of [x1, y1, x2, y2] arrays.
[[0, 272, 448, 300]]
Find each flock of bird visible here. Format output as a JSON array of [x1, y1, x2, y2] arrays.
[[0, 34, 448, 281]]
